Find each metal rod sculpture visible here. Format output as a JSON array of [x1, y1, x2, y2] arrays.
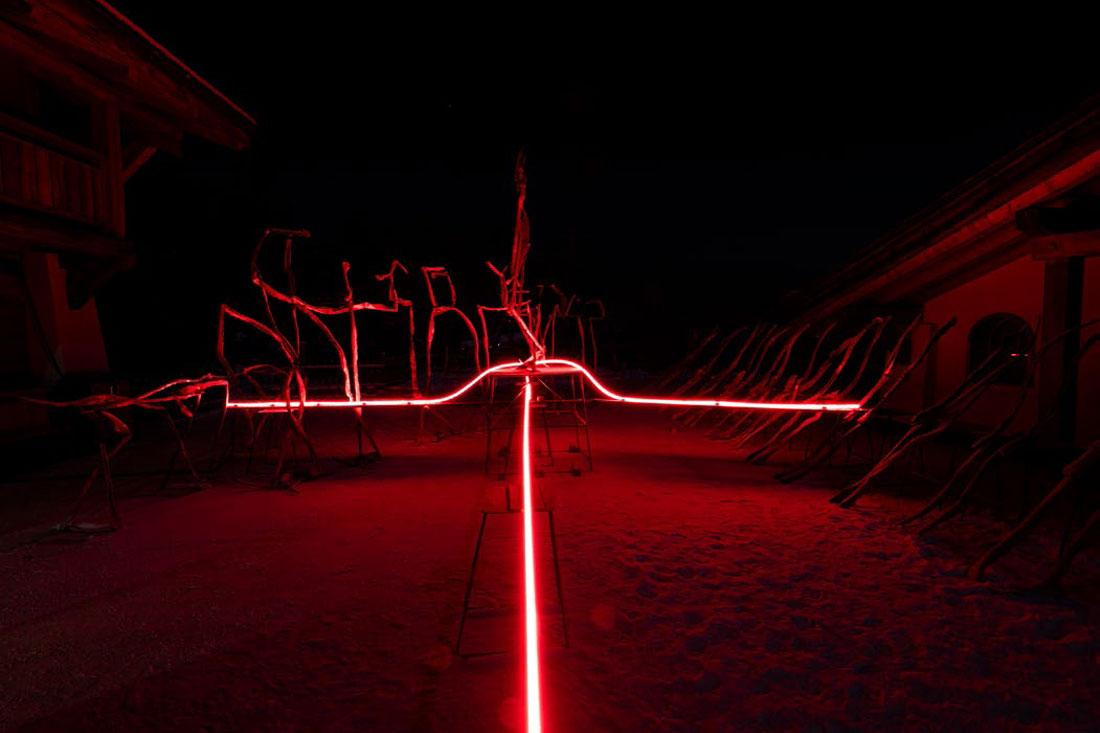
[[904, 323, 1100, 532], [1033, 441, 1100, 586], [970, 438, 1100, 582], [718, 323, 817, 443], [744, 320, 856, 463], [900, 323, 1081, 531], [581, 298, 605, 370], [25, 376, 225, 530], [878, 325, 1100, 583], [649, 326, 720, 392], [539, 285, 605, 369], [219, 155, 863, 733], [216, 229, 434, 478], [666, 326, 748, 421], [830, 322, 1040, 508], [734, 333, 848, 450], [672, 324, 773, 430], [422, 266, 482, 392], [672, 324, 771, 428], [736, 317, 891, 452], [711, 318, 883, 444], [541, 285, 574, 361], [774, 317, 956, 479]]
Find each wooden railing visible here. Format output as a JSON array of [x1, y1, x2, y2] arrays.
[[0, 111, 106, 228]]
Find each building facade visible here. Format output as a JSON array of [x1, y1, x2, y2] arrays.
[[1, 0, 252, 434]]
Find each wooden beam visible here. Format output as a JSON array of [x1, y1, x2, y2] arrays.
[[0, 208, 131, 260], [1037, 257, 1084, 446], [1029, 232, 1100, 260], [0, 9, 251, 151], [59, 249, 131, 308], [91, 102, 125, 237], [1017, 195, 1100, 235], [120, 106, 183, 155], [870, 220, 1027, 305], [0, 109, 102, 164], [121, 142, 156, 182], [792, 146, 1100, 324]]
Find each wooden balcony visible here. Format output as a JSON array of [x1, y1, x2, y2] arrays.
[[0, 110, 108, 229]]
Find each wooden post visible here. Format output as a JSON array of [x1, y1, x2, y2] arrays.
[[920, 322, 940, 409], [91, 102, 125, 237], [1037, 256, 1084, 445]]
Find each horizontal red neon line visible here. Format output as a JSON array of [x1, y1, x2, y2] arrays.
[[225, 360, 524, 409], [224, 358, 862, 412], [538, 359, 862, 412]]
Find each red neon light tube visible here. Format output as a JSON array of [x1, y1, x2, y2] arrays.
[[537, 359, 861, 411], [520, 377, 542, 733], [225, 358, 862, 413], [224, 360, 524, 409]]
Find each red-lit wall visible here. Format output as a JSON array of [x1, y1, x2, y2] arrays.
[[925, 257, 1044, 431], [888, 255, 1100, 443]]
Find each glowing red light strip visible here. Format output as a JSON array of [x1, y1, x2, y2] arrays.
[[225, 358, 862, 412], [539, 359, 863, 412], [224, 358, 860, 733], [520, 377, 542, 733], [224, 360, 524, 409]]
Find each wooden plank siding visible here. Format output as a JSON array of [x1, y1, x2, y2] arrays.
[[0, 125, 105, 228]]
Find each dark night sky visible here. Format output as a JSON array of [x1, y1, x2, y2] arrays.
[[94, 7, 1097, 379]]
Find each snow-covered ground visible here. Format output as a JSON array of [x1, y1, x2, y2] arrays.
[[1, 406, 1098, 731]]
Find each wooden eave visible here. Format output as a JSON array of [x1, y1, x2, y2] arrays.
[[0, 0, 254, 150], [788, 93, 1100, 320]]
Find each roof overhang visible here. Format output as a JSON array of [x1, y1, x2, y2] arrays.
[[788, 94, 1100, 321], [0, 0, 255, 150]]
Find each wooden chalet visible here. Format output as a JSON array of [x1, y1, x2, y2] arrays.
[[0, 0, 253, 433]]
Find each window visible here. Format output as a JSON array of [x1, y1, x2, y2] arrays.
[[968, 313, 1033, 386]]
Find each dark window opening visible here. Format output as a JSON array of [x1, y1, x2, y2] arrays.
[[968, 313, 1033, 386], [34, 80, 94, 149], [0, 65, 93, 149]]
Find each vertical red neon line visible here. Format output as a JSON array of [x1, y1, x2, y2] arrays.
[[521, 377, 543, 733]]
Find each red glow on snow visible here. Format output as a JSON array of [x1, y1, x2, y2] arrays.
[[223, 360, 860, 733], [520, 377, 543, 733], [223, 358, 859, 733]]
